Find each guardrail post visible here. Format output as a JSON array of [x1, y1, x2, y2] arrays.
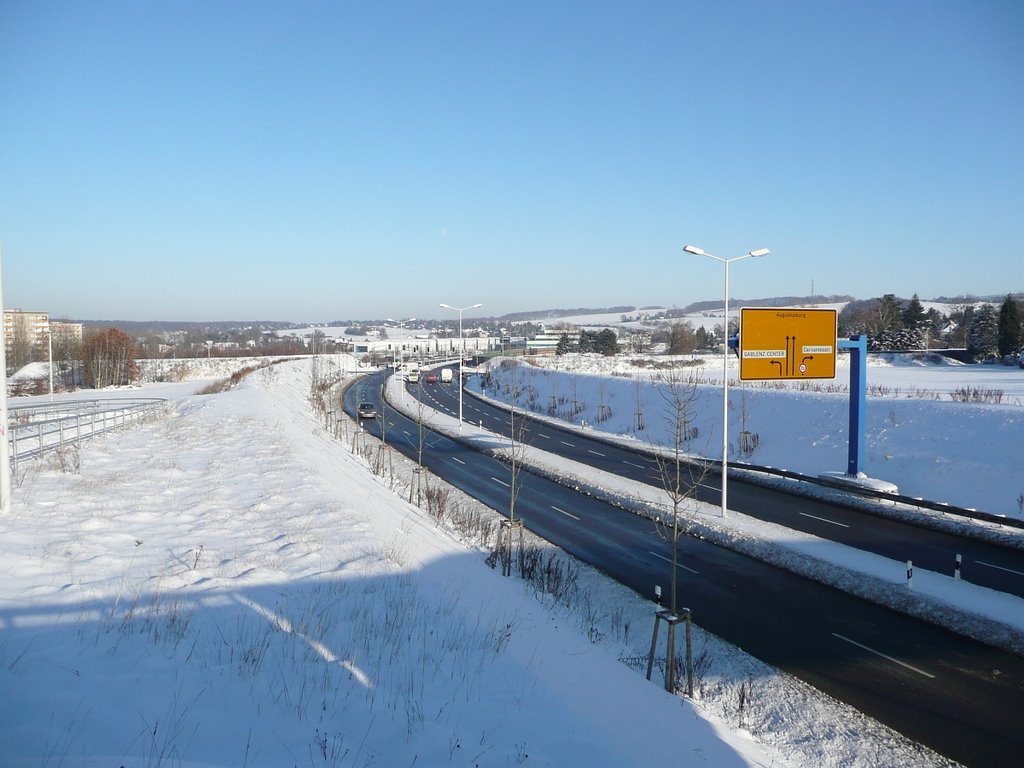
[[954, 553, 962, 581], [906, 560, 913, 588]]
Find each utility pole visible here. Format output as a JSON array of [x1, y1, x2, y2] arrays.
[[0, 240, 11, 514]]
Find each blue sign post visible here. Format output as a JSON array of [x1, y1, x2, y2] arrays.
[[838, 335, 868, 476]]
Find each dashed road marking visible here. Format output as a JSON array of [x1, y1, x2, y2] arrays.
[[832, 633, 935, 679]]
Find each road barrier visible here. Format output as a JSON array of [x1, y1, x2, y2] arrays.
[[8, 398, 168, 472]]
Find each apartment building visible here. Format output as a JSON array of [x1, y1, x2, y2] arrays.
[[2, 310, 84, 371]]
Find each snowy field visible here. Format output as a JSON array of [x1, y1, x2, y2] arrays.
[[0, 356, 963, 767], [470, 352, 1024, 519]]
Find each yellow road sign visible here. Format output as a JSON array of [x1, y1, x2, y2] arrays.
[[739, 308, 837, 380]]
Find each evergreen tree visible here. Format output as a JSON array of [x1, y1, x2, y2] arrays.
[[901, 294, 928, 330], [997, 295, 1022, 357], [555, 333, 571, 356], [897, 294, 928, 350], [595, 328, 619, 356], [967, 304, 999, 360]]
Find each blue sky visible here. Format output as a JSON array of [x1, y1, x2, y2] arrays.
[[1, 1, 1021, 322]]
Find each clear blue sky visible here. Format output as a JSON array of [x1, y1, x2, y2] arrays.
[[1, 1, 1021, 322]]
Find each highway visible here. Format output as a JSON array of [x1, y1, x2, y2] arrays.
[[344, 370, 1024, 767], [412, 369, 1024, 599]]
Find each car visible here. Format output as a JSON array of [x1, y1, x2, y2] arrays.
[[425, 372, 438, 383], [357, 402, 377, 420]]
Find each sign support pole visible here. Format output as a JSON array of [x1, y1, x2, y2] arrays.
[[838, 335, 867, 477]]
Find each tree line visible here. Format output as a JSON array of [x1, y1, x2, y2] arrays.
[[839, 293, 1023, 359], [555, 329, 620, 356]]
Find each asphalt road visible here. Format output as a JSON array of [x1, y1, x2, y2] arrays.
[[413, 369, 1024, 599], [344, 371, 1024, 767]]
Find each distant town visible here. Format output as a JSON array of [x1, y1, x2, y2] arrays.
[[4, 291, 1023, 395]]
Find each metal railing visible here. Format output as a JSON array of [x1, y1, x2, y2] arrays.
[[461, 386, 1024, 532], [8, 398, 168, 471]]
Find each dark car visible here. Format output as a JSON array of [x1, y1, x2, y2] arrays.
[[425, 372, 438, 383], [357, 402, 378, 420]]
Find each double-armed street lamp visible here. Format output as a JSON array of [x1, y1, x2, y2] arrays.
[[386, 317, 416, 399], [439, 302, 482, 429], [683, 245, 769, 518]]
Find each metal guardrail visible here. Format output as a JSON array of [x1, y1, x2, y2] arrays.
[[736, 459, 1024, 530], [8, 398, 168, 470], [460, 385, 1024, 532], [608, 437, 1024, 532]]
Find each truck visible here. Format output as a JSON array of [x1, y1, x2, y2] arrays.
[[405, 366, 420, 383], [440, 368, 453, 384]]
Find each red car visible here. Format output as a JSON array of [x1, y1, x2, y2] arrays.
[[425, 372, 438, 383]]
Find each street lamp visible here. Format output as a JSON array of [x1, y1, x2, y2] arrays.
[[386, 317, 416, 398], [0, 244, 10, 515], [44, 325, 54, 401], [440, 302, 482, 429], [683, 244, 769, 518]]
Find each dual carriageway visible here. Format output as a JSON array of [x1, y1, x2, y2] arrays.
[[343, 365, 1024, 767]]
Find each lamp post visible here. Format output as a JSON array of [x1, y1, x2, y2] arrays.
[[0, 244, 11, 514], [386, 317, 416, 399], [45, 325, 54, 401], [440, 302, 482, 429], [683, 245, 769, 517]]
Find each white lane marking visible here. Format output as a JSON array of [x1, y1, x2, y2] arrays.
[[537, 433, 551, 439], [452, 457, 466, 465], [799, 512, 850, 529], [551, 506, 580, 521], [561, 440, 576, 447], [648, 551, 699, 574], [975, 560, 1024, 577], [831, 633, 936, 679], [588, 449, 606, 457], [623, 460, 646, 469], [491, 477, 510, 488]]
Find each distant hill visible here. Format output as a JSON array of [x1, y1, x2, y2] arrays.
[[499, 306, 635, 322], [74, 320, 301, 334], [680, 295, 855, 314]]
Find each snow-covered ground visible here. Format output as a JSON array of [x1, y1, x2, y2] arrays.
[[0, 356, 963, 767], [470, 353, 1024, 518]]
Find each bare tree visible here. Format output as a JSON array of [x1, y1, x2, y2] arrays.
[[633, 372, 645, 432], [628, 330, 651, 354], [496, 404, 531, 577], [647, 368, 710, 695], [82, 328, 141, 388], [666, 321, 699, 355], [652, 369, 708, 611]]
